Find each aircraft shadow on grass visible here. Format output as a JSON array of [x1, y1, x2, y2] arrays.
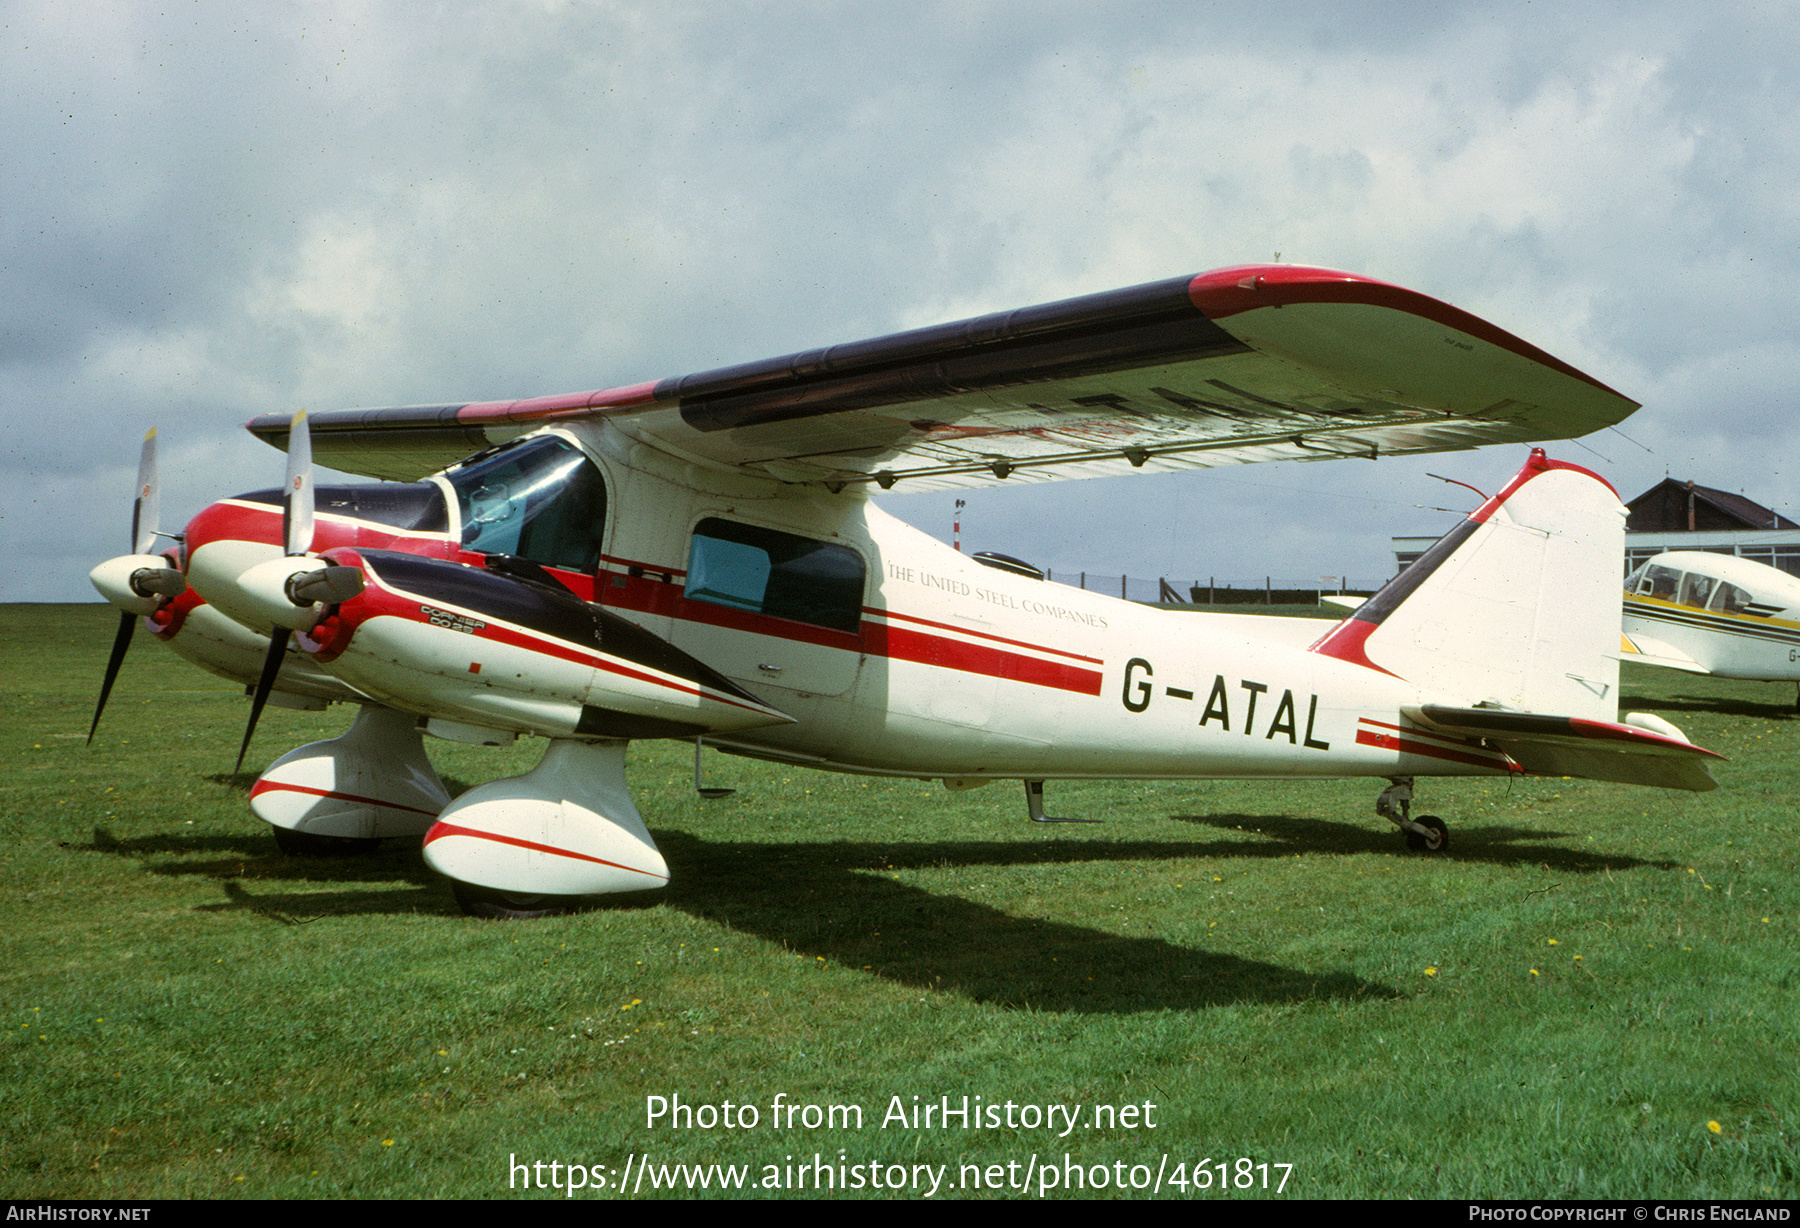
[[1618, 691, 1798, 721], [85, 821, 1416, 1014], [87, 802, 1679, 1015], [1173, 812, 1685, 874], [86, 825, 446, 918], [651, 831, 1398, 1014]]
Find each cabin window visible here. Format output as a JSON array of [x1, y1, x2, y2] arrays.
[[1678, 572, 1716, 611], [446, 435, 607, 572], [684, 518, 864, 633], [1710, 582, 1752, 615], [1637, 564, 1681, 600]]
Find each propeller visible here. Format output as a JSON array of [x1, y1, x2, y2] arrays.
[[88, 429, 182, 743], [237, 411, 308, 778], [233, 411, 366, 777]]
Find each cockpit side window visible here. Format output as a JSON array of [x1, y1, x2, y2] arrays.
[[1641, 564, 1681, 600], [1710, 582, 1752, 615], [684, 518, 864, 633], [1679, 572, 1716, 611], [447, 435, 607, 571]]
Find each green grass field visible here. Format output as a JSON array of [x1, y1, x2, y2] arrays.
[[1, 604, 1794, 1199]]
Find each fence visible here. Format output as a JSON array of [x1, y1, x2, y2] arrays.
[[1040, 571, 1368, 606]]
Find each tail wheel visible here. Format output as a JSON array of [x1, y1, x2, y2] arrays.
[[1405, 815, 1449, 853]]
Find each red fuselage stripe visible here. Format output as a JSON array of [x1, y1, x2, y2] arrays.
[[353, 573, 776, 718], [1359, 717, 1482, 748], [864, 623, 1104, 694], [598, 552, 687, 578], [473, 620, 767, 713], [1355, 727, 1514, 769], [601, 571, 1104, 693], [1309, 617, 1399, 676]]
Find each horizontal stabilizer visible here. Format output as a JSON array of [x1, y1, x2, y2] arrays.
[[1408, 704, 1721, 792]]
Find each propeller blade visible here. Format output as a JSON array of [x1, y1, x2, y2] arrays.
[[237, 412, 317, 778], [283, 410, 313, 557], [131, 427, 159, 556], [235, 627, 290, 779], [91, 428, 168, 745], [86, 611, 137, 745]]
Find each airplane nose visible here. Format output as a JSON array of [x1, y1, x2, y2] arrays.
[[89, 553, 187, 616]]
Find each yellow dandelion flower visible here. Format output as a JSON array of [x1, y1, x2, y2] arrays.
[[1708, 1121, 1722, 1135], [1529, 969, 1540, 976], [1424, 967, 1437, 976]]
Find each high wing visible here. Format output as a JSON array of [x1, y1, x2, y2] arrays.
[[246, 264, 1638, 490]]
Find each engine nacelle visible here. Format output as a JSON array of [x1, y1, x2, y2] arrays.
[[89, 554, 186, 616], [298, 548, 791, 741]]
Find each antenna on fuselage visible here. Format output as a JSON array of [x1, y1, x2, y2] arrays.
[[694, 738, 735, 799]]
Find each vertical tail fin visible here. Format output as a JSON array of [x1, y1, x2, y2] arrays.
[[1311, 449, 1625, 720]]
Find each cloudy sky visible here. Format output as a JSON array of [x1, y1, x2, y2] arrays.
[[6, 0, 1797, 602]]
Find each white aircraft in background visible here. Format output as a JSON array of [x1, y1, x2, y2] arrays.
[[88, 264, 1720, 917], [1622, 550, 1800, 707]]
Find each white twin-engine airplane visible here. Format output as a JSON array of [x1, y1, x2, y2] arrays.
[[89, 264, 1721, 917], [1623, 550, 1800, 707]]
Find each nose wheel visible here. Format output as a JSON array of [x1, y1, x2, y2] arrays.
[[1376, 777, 1451, 853]]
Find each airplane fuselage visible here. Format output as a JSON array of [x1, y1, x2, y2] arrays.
[[161, 419, 1510, 788], [1622, 551, 1800, 681]]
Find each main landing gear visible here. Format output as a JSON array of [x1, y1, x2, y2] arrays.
[[1375, 776, 1449, 853], [253, 704, 451, 853], [1023, 779, 1100, 824], [422, 738, 670, 919]]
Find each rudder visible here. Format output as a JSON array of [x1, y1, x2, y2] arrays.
[[1312, 449, 1624, 721]]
